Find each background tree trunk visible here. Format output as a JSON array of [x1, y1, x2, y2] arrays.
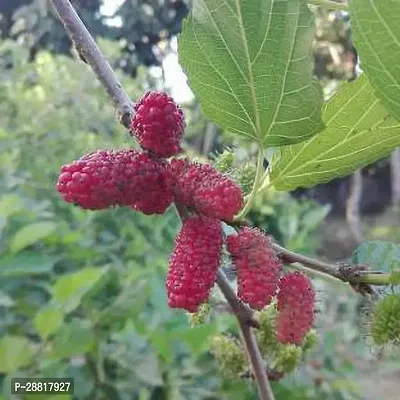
[[390, 148, 400, 206], [346, 169, 363, 243]]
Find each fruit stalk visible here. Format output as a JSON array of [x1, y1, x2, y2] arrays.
[[51, 0, 132, 128], [236, 148, 265, 220]]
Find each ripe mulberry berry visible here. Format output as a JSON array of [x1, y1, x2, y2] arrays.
[[56, 150, 119, 210], [167, 160, 217, 206], [276, 272, 315, 345], [111, 150, 173, 214], [194, 177, 243, 221], [56, 150, 173, 214], [168, 160, 243, 221], [130, 91, 185, 157], [226, 228, 282, 309], [277, 272, 315, 310], [166, 216, 223, 312]]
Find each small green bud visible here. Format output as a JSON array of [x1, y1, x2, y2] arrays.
[[256, 303, 311, 376], [210, 335, 246, 379], [370, 293, 400, 346], [234, 162, 257, 195], [213, 150, 235, 173], [302, 329, 318, 353], [271, 344, 302, 374], [188, 303, 211, 327], [256, 303, 279, 357]]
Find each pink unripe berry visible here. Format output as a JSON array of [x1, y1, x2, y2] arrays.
[[276, 272, 316, 345]]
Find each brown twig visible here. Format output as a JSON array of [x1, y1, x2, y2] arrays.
[[241, 367, 285, 382], [228, 224, 387, 289], [50, 1, 274, 398], [272, 243, 390, 289], [215, 271, 274, 399], [273, 243, 345, 279], [216, 270, 259, 328], [240, 324, 275, 400], [50, 0, 132, 128]]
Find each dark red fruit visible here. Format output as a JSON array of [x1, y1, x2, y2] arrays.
[[130, 91, 185, 157], [168, 159, 243, 221], [194, 176, 243, 221], [111, 150, 173, 214], [166, 215, 223, 312], [56, 150, 173, 214], [56, 150, 119, 210], [227, 227, 282, 309]]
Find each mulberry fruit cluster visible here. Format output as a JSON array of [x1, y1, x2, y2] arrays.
[[226, 228, 316, 345], [57, 149, 173, 214], [56, 90, 317, 338], [56, 91, 244, 313]]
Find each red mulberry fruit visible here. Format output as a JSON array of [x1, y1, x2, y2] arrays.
[[56, 150, 173, 214], [276, 272, 315, 345], [194, 177, 243, 221], [111, 150, 173, 214], [56, 150, 119, 210], [130, 91, 185, 157], [227, 228, 282, 309], [166, 215, 223, 312], [168, 160, 243, 221], [167, 160, 218, 206]]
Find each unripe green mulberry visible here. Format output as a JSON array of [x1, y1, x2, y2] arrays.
[[370, 294, 400, 346], [271, 344, 302, 374], [256, 304, 315, 376], [188, 303, 211, 327], [302, 329, 318, 353], [214, 149, 235, 173], [210, 335, 246, 379], [256, 303, 280, 356], [234, 162, 257, 195]]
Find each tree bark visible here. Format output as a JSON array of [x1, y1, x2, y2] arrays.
[[346, 170, 363, 243], [390, 148, 400, 206]]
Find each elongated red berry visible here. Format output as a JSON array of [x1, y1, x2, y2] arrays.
[[56, 150, 119, 210], [56, 150, 173, 214], [168, 160, 243, 221], [166, 216, 223, 312], [276, 272, 315, 345], [130, 91, 185, 157], [226, 228, 282, 309]]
